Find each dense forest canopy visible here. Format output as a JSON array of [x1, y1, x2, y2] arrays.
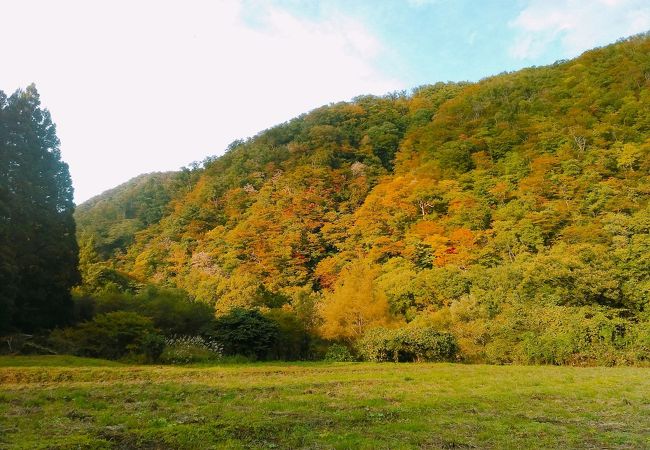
[[75, 34, 650, 364], [75, 171, 187, 259]]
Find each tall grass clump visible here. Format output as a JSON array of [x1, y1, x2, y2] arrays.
[[159, 336, 223, 364]]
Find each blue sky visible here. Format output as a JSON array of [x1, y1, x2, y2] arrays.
[[259, 0, 648, 84], [1, 0, 648, 202], [249, 0, 530, 84]]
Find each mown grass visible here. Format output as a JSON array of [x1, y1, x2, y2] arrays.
[[0, 355, 122, 368], [1, 356, 649, 449]]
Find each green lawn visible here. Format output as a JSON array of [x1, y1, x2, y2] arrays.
[[1, 356, 649, 449]]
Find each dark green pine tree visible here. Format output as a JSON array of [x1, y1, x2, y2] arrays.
[[0, 84, 79, 332], [0, 90, 15, 332]]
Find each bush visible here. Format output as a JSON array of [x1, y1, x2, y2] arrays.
[[358, 327, 458, 362], [83, 286, 216, 337], [50, 312, 164, 361], [211, 309, 279, 360], [521, 310, 633, 366], [478, 305, 642, 366], [135, 286, 216, 336], [324, 344, 356, 362], [159, 336, 224, 364], [264, 309, 310, 360]]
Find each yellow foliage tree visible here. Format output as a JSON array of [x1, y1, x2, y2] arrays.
[[319, 260, 393, 341]]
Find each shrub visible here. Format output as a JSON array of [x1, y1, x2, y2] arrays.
[[159, 336, 224, 364], [264, 309, 310, 360], [90, 286, 216, 336], [630, 321, 650, 363], [357, 328, 394, 362], [358, 327, 458, 362], [50, 312, 164, 361], [324, 344, 356, 362], [141, 333, 166, 362], [483, 305, 640, 366], [135, 286, 216, 336], [211, 309, 279, 360], [406, 327, 459, 361]]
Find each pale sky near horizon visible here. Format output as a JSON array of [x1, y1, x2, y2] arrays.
[[1, 0, 648, 203]]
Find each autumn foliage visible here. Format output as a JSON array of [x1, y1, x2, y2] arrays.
[[75, 34, 650, 364]]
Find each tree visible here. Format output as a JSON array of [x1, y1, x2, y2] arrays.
[[0, 84, 79, 332], [0, 90, 14, 332], [211, 308, 280, 360], [319, 259, 394, 341]]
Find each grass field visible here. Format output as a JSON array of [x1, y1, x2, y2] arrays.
[[1, 356, 649, 449]]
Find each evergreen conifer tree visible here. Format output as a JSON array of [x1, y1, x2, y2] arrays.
[[0, 84, 79, 332]]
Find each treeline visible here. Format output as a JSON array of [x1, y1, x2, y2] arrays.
[[40, 284, 457, 364], [72, 33, 650, 365], [49, 287, 316, 363]]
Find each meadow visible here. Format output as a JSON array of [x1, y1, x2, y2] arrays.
[[1, 356, 649, 449]]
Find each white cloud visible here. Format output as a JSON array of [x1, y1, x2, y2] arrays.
[[509, 0, 650, 59], [0, 0, 402, 202]]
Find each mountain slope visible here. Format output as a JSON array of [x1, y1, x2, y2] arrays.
[[76, 171, 193, 258], [76, 34, 650, 364]]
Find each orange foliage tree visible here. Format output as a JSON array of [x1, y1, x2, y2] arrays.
[[319, 259, 394, 341]]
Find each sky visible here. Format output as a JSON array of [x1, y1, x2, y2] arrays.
[[1, 0, 648, 203]]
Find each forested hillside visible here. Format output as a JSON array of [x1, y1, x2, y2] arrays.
[[76, 34, 650, 365], [75, 171, 191, 259]]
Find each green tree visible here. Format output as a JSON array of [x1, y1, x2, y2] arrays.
[[0, 90, 15, 331], [0, 85, 79, 332], [211, 308, 280, 359]]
